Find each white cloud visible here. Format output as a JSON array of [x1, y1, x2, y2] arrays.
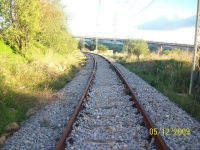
[[137, 15, 196, 30], [63, 0, 197, 44]]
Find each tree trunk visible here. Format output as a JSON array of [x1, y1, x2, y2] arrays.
[[19, 39, 22, 55], [137, 55, 140, 62], [15, 35, 23, 55], [9, 0, 13, 23]]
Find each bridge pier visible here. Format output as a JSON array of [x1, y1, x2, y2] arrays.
[[156, 44, 163, 55], [186, 46, 189, 54]]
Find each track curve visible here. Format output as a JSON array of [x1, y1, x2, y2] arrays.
[[55, 53, 168, 150]]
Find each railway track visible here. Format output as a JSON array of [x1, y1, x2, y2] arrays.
[[56, 53, 168, 150], [2, 53, 199, 150]]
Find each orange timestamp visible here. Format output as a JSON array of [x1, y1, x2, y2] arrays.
[[149, 128, 190, 136]]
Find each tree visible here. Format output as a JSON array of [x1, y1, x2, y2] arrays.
[[86, 42, 108, 51], [98, 44, 108, 52], [78, 40, 84, 50], [87, 42, 96, 51], [1, 0, 41, 55], [36, 0, 76, 54], [123, 39, 149, 60], [0, 0, 11, 29], [1, 0, 77, 55]]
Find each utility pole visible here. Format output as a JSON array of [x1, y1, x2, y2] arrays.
[[96, 24, 98, 50], [189, 0, 200, 94], [96, 0, 101, 51], [113, 13, 117, 52]]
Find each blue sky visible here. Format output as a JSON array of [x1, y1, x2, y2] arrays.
[[62, 0, 198, 44]]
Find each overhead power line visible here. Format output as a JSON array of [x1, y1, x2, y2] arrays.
[[119, 0, 137, 18], [130, 0, 155, 20], [119, 0, 131, 13], [124, 0, 138, 15]]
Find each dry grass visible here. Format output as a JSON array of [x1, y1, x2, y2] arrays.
[[0, 41, 86, 134], [107, 50, 200, 121], [112, 51, 192, 62]]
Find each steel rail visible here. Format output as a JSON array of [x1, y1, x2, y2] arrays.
[[55, 55, 97, 150], [98, 54, 169, 150]]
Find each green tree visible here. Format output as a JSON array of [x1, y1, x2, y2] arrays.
[[36, 0, 77, 54], [87, 42, 96, 50], [0, 0, 77, 55], [123, 38, 149, 60], [78, 39, 84, 50], [1, 0, 41, 55], [0, 0, 11, 29], [98, 44, 108, 52]]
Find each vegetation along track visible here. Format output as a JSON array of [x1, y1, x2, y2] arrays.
[[56, 53, 168, 150]]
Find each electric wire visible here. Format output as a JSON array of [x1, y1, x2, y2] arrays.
[[118, 0, 131, 13], [119, 0, 137, 18], [130, 0, 155, 21], [124, 0, 138, 15]]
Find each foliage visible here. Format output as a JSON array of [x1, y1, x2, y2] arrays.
[[163, 48, 182, 56], [85, 42, 92, 51], [0, 0, 80, 134], [0, 0, 11, 29], [123, 39, 150, 60], [78, 39, 85, 50], [98, 44, 108, 52], [163, 50, 171, 55], [0, 0, 77, 55], [85, 42, 108, 51], [1, 0, 41, 55], [171, 48, 181, 54], [36, 0, 76, 54], [85, 42, 96, 50], [0, 40, 85, 134], [102, 43, 123, 52], [112, 51, 200, 121], [85, 41, 123, 52]]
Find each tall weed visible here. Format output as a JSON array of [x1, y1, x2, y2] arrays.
[[112, 51, 200, 121], [0, 41, 85, 133]]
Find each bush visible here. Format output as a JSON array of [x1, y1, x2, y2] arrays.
[[0, 40, 85, 134], [98, 44, 108, 52], [123, 39, 150, 60], [163, 50, 171, 55], [171, 48, 181, 54]]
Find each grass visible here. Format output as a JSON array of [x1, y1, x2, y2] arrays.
[[109, 51, 200, 121], [0, 41, 86, 134]]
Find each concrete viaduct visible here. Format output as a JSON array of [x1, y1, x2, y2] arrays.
[[75, 36, 194, 52]]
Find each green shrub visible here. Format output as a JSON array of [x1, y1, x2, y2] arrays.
[[0, 40, 85, 134], [163, 50, 171, 55], [112, 51, 200, 121], [98, 44, 108, 52]]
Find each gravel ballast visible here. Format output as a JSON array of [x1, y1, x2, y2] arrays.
[[1, 54, 94, 150], [1, 53, 200, 150], [107, 55, 200, 150], [65, 54, 156, 150]]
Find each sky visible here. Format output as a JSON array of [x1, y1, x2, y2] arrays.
[[62, 0, 198, 44]]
